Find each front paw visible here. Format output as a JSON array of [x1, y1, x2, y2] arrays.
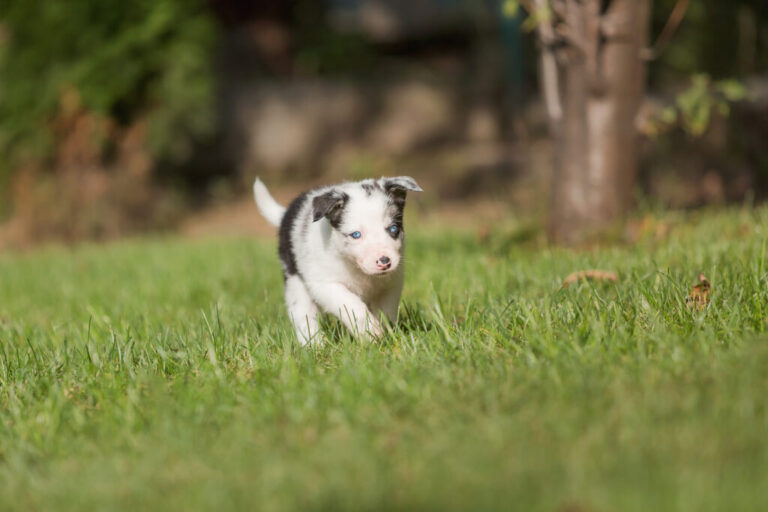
[[357, 318, 383, 341], [368, 320, 384, 340]]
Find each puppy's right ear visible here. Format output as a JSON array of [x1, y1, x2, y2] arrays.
[[312, 190, 348, 224], [380, 176, 423, 194]]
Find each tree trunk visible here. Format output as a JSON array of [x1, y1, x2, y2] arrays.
[[546, 0, 651, 244]]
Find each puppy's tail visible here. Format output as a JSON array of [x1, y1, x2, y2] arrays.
[[253, 178, 286, 228]]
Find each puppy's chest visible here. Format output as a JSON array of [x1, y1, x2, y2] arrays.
[[299, 251, 398, 303]]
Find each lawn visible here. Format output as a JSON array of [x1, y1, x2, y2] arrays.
[[0, 207, 767, 511]]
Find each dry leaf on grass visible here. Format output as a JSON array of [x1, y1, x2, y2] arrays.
[[685, 273, 711, 310], [561, 270, 619, 288]]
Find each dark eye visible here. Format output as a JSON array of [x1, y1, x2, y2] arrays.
[[388, 224, 400, 236], [350, 231, 362, 239]]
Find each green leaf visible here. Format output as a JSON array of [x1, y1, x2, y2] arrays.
[[501, 0, 520, 18], [522, 5, 552, 32], [659, 107, 678, 125], [716, 80, 748, 102]]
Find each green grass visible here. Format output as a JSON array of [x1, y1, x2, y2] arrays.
[[0, 207, 767, 511]]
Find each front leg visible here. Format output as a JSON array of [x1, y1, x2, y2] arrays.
[[307, 282, 382, 340]]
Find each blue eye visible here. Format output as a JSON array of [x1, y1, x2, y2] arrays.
[[350, 231, 362, 239], [388, 224, 400, 236]]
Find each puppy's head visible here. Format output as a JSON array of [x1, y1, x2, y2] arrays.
[[312, 176, 422, 276]]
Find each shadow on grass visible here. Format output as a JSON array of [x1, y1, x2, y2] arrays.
[[396, 302, 435, 335]]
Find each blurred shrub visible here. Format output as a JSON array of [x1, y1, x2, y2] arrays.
[[0, 0, 217, 174], [639, 75, 748, 137], [3, 87, 186, 245], [0, 0, 216, 241]]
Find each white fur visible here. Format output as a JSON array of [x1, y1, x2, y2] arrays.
[[254, 177, 421, 344]]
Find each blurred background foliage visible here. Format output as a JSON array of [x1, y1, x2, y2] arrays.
[[0, 0, 767, 244], [652, 0, 768, 82], [0, 0, 216, 169]]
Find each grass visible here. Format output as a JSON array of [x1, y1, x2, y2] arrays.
[[0, 206, 767, 511]]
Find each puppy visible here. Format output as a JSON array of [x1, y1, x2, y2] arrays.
[[253, 177, 422, 343]]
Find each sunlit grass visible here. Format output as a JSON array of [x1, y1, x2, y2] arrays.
[[0, 206, 766, 511]]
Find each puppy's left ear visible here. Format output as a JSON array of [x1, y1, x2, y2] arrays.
[[380, 176, 423, 194]]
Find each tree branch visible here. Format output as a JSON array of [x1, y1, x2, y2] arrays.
[[642, 0, 691, 60], [533, 0, 563, 123], [583, 0, 602, 92], [554, 22, 587, 53]]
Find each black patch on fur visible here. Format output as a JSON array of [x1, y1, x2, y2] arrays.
[[387, 199, 405, 238], [385, 192, 405, 240], [387, 188, 407, 209], [312, 190, 348, 229], [278, 192, 309, 277], [382, 179, 414, 212], [384, 190, 406, 239], [381, 176, 420, 238], [385, 186, 406, 222], [386, 221, 402, 239], [360, 181, 380, 196]]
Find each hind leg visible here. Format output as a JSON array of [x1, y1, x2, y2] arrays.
[[284, 275, 321, 344]]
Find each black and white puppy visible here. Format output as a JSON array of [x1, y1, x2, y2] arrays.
[[253, 176, 422, 343]]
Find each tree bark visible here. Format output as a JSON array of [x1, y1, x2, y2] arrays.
[[547, 0, 651, 244]]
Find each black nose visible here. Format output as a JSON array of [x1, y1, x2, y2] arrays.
[[379, 256, 390, 265]]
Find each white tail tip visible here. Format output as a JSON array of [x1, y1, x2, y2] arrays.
[[253, 178, 286, 228]]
